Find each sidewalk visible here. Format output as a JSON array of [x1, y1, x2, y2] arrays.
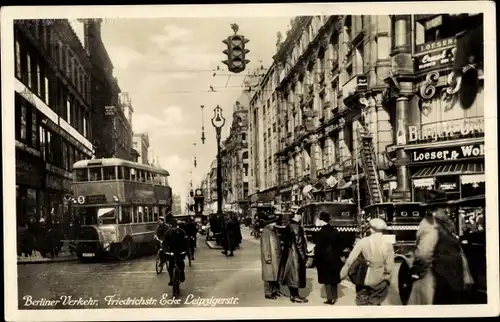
[[17, 249, 77, 264]]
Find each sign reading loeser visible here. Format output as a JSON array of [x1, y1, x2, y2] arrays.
[[411, 143, 484, 163], [414, 37, 457, 74]]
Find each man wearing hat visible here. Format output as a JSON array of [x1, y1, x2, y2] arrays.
[[340, 218, 395, 306], [314, 211, 345, 305], [278, 208, 309, 303], [155, 216, 168, 243], [260, 213, 285, 299]]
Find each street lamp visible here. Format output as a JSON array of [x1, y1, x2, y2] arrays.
[[211, 105, 225, 216]]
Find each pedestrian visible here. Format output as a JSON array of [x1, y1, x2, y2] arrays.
[[260, 214, 284, 300], [278, 209, 308, 303], [407, 207, 474, 305], [340, 218, 394, 306], [223, 214, 240, 257], [314, 211, 345, 305]]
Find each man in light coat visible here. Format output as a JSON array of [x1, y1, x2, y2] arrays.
[[260, 214, 284, 299]]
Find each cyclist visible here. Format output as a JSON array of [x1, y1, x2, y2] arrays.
[[184, 216, 198, 260], [155, 216, 168, 249], [162, 219, 188, 286]]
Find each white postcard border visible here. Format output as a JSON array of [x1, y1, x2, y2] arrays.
[[2, 2, 498, 321]]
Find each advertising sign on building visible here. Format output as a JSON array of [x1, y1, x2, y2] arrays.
[[408, 118, 484, 143], [414, 37, 456, 74], [411, 143, 484, 163]]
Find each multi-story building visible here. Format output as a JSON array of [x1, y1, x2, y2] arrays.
[[248, 63, 280, 207], [14, 19, 94, 224], [219, 96, 250, 216], [132, 132, 150, 165], [249, 14, 484, 212], [201, 159, 218, 212], [83, 19, 134, 161], [172, 193, 182, 215]]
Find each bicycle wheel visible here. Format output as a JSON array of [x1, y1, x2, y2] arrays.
[[155, 253, 164, 274], [172, 267, 180, 297]]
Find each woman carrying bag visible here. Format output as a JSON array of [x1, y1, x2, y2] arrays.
[[340, 218, 395, 306]]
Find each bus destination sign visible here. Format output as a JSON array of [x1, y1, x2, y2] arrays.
[[85, 194, 107, 204]]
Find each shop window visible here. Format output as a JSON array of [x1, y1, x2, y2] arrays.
[[26, 188, 38, 219], [103, 166, 116, 180], [89, 167, 102, 181], [74, 168, 88, 182]]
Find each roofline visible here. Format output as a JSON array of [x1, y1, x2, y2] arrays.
[[72, 158, 170, 175]]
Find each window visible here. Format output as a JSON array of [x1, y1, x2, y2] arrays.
[[39, 126, 46, 160], [46, 131, 52, 161], [242, 151, 248, 160], [244, 164, 249, 176], [68, 145, 74, 170], [103, 166, 116, 180], [120, 206, 132, 224], [31, 110, 37, 148], [74, 169, 88, 181], [66, 99, 71, 125], [242, 133, 246, 141], [20, 104, 27, 140], [83, 115, 87, 138], [130, 168, 137, 181], [15, 39, 21, 79], [44, 76, 49, 105], [27, 53, 32, 88], [36, 64, 41, 96], [137, 206, 144, 223], [89, 167, 102, 181], [62, 140, 69, 170]]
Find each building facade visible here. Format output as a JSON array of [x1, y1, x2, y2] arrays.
[[219, 97, 251, 215], [83, 19, 134, 161], [249, 14, 484, 212], [132, 132, 151, 165], [248, 64, 281, 207], [172, 193, 183, 215], [15, 19, 94, 225], [201, 159, 218, 212]]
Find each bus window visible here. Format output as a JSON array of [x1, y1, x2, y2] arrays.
[[89, 167, 102, 181], [103, 166, 116, 180], [160, 176, 166, 186], [120, 206, 132, 224], [153, 206, 159, 221], [74, 169, 88, 182], [122, 167, 130, 180], [149, 207, 154, 222], [154, 174, 161, 185], [144, 172, 150, 183], [138, 206, 144, 222], [130, 168, 137, 181], [98, 207, 116, 225]]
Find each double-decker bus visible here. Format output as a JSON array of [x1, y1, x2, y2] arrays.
[[71, 158, 172, 261]]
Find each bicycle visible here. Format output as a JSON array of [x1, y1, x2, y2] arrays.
[[165, 251, 186, 297], [155, 238, 166, 274]]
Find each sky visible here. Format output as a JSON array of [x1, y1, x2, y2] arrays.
[[70, 17, 292, 206]]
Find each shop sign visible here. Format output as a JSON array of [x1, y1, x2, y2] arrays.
[[408, 118, 484, 143], [461, 174, 485, 185], [411, 143, 484, 163], [414, 37, 456, 74], [436, 178, 459, 192]]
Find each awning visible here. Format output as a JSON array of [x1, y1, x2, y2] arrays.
[[413, 177, 435, 188], [461, 174, 485, 185], [412, 163, 484, 178]]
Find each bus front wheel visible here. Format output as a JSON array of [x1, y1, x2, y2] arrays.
[[116, 238, 133, 261]]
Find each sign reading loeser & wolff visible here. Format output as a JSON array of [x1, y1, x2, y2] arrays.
[[408, 118, 484, 143], [411, 143, 484, 163]]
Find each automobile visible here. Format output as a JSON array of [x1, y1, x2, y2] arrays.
[[298, 202, 359, 268]]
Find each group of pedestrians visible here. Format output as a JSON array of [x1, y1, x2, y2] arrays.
[[17, 216, 64, 259], [260, 203, 475, 306]]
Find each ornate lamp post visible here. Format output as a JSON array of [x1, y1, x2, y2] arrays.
[[211, 105, 225, 216]]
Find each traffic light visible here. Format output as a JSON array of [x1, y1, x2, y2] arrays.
[[222, 35, 250, 74]]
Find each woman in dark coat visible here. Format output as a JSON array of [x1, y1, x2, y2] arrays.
[[278, 212, 308, 303], [314, 212, 345, 305]]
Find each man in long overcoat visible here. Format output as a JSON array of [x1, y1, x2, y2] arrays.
[[223, 214, 241, 257], [314, 212, 345, 305], [278, 210, 308, 303], [260, 215, 283, 299]]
